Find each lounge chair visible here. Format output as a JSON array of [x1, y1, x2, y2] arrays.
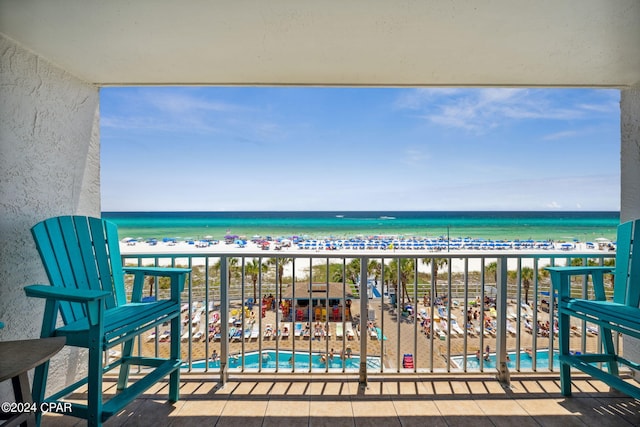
[[303, 324, 311, 339], [368, 325, 377, 339], [433, 323, 446, 340], [192, 310, 202, 326], [209, 312, 220, 325], [181, 327, 195, 342], [264, 324, 273, 339], [294, 323, 303, 338], [346, 323, 356, 340], [192, 330, 204, 341], [506, 320, 518, 336], [466, 323, 477, 337], [228, 327, 237, 340], [450, 319, 465, 335], [335, 322, 344, 339], [440, 320, 455, 336], [313, 324, 324, 339], [250, 324, 260, 340], [281, 323, 290, 339]]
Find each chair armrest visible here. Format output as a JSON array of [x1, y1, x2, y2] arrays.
[[545, 266, 614, 276], [25, 285, 110, 327], [25, 284, 111, 302], [546, 266, 614, 301]]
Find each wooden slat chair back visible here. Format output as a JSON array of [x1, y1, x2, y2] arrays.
[[547, 218, 640, 399], [33, 216, 125, 323], [611, 220, 640, 307], [25, 216, 190, 426]]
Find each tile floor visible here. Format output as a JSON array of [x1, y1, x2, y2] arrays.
[[41, 373, 640, 426]]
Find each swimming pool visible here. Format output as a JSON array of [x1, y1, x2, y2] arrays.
[[184, 350, 381, 370], [451, 349, 560, 370]]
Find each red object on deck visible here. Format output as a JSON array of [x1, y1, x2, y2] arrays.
[[402, 354, 414, 369]]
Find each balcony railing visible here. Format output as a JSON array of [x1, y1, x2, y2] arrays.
[[120, 249, 616, 384]]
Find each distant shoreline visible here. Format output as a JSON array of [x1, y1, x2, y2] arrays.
[[104, 210, 619, 242]]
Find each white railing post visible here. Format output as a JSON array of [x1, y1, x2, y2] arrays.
[[219, 256, 229, 385], [496, 256, 510, 384], [359, 257, 369, 387]]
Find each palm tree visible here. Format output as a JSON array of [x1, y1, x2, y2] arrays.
[[268, 258, 292, 298], [345, 259, 361, 284], [146, 276, 155, 298], [368, 259, 382, 286], [388, 258, 415, 304], [245, 258, 268, 301], [604, 258, 615, 287], [422, 258, 448, 297], [327, 259, 360, 283], [485, 261, 498, 283], [327, 259, 362, 298], [521, 266, 534, 305], [212, 257, 240, 287]]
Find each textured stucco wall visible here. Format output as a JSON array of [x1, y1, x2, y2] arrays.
[[621, 88, 640, 222], [621, 88, 640, 375], [0, 34, 100, 399]]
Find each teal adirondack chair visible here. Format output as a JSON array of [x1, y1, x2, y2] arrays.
[[24, 216, 190, 426], [547, 218, 640, 399]]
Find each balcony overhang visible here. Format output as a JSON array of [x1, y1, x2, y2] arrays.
[[1, 0, 639, 87]]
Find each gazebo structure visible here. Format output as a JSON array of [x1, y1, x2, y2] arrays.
[[282, 282, 356, 322]]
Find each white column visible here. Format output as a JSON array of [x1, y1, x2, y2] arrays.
[[621, 87, 640, 377], [621, 87, 640, 222]]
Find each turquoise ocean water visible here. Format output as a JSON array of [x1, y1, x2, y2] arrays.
[[102, 211, 619, 243]]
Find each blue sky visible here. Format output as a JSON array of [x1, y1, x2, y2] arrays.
[[100, 87, 620, 212]]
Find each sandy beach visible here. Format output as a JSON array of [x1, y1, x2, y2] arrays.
[[121, 238, 610, 275]]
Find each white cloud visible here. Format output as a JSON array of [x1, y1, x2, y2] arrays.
[[142, 91, 243, 114], [396, 88, 613, 133], [542, 130, 580, 140], [403, 148, 430, 166]]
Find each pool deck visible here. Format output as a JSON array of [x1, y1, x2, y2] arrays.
[[42, 373, 640, 426]]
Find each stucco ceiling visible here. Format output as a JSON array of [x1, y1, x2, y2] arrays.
[[1, 1, 639, 87]]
